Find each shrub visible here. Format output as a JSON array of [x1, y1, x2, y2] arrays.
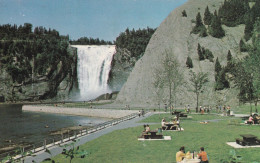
[[186, 56, 193, 68], [182, 10, 187, 17]]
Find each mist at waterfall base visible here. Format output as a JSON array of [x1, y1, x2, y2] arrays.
[[71, 45, 116, 101]]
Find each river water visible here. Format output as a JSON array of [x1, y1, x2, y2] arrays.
[[0, 104, 109, 152]]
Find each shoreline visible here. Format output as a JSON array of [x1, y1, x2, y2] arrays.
[[22, 105, 139, 119]]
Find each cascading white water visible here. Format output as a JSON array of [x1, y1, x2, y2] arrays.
[[71, 45, 116, 101]]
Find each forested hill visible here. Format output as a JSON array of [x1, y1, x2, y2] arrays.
[[115, 0, 260, 108], [0, 23, 76, 102]]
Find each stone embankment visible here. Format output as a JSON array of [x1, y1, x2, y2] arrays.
[[22, 105, 138, 119]]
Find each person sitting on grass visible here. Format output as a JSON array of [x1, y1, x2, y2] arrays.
[[176, 146, 186, 163], [197, 147, 209, 163]]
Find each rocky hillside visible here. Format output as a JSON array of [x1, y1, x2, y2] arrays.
[[108, 47, 137, 91], [115, 0, 248, 108]]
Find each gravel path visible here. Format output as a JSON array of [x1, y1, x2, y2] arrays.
[[24, 112, 154, 163]]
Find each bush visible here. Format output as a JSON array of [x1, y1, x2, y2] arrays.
[[239, 39, 248, 52], [186, 56, 193, 68], [182, 10, 187, 17]]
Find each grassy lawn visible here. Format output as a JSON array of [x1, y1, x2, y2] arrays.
[[43, 113, 260, 163]]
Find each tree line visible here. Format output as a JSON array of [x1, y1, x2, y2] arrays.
[[115, 27, 156, 59], [69, 37, 113, 45]]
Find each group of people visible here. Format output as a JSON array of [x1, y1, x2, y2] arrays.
[[247, 113, 260, 124], [161, 117, 180, 130], [215, 105, 231, 116], [199, 106, 211, 114], [138, 109, 145, 117], [176, 146, 209, 163]]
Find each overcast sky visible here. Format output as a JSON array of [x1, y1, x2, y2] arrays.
[[0, 0, 187, 41]]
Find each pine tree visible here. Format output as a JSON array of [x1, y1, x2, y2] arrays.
[[215, 57, 222, 74], [197, 43, 204, 60], [199, 26, 208, 37], [239, 39, 247, 52], [216, 68, 230, 90], [218, 0, 250, 27], [205, 49, 214, 62], [191, 12, 204, 34], [204, 6, 212, 25], [209, 11, 225, 38], [227, 50, 232, 62], [244, 13, 254, 41], [186, 56, 193, 68], [196, 12, 203, 27], [182, 10, 187, 17]]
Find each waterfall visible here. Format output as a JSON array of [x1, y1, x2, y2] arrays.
[[71, 45, 116, 101]]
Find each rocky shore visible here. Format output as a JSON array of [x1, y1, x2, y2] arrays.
[[22, 105, 139, 119]]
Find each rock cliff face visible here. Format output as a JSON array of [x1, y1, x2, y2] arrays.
[[108, 47, 137, 91], [0, 47, 78, 102], [115, 0, 245, 108]]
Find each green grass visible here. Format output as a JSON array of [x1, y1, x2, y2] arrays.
[[42, 113, 260, 163], [233, 104, 259, 114]]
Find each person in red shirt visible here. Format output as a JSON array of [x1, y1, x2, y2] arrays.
[[197, 147, 208, 163]]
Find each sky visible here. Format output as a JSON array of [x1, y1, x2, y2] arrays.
[[0, 0, 187, 41]]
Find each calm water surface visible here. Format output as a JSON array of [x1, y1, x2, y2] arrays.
[[0, 104, 109, 149]]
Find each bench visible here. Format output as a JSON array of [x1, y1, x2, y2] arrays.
[[140, 130, 163, 139], [236, 138, 242, 144]]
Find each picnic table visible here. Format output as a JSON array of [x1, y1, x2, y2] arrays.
[[181, 158, 200, 163], [142, 130, 163, 139], [162, 122, 178, 130], [236, 134, 260, 146], [172, 111, 188, 117], [172, 111, 181, 115]]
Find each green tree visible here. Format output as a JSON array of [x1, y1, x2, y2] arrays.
[[204, 49, 214, 62], [215, 58, 222, 73], [182, 10, 187, 17], [191, 12, 207, 36], [189, 71, 209, 112], [204, 6, 213, 25], [186, 56, 193, 68], [209, 11, 225, 38], [197, 43, 204, 61], [239, 39, 248, 52], [218, 0, 250, 27], [153, 67, 165, 113], [215, 68, 230, 90], [199, 26, 208, 37], [154, 50, 184, 108], [232, 61, 256, 114], [227, 50, 232, 62], [244, 13, 255, 41]]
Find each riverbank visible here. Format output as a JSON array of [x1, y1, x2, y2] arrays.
[[22, 105, 139, 119]]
